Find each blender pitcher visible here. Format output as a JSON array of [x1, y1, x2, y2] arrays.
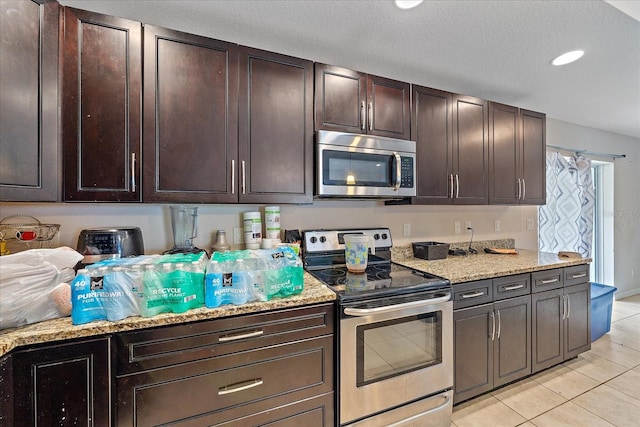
[[169, 205, 198, 252]]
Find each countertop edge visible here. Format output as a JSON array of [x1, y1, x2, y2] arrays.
[[0, 273, 336, 357]]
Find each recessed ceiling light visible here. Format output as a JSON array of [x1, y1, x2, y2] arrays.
[[551, 50, 585, 66], [395, 0, 424, 10]]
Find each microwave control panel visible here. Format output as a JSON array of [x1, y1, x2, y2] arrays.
[[400, 157, 414, 188]]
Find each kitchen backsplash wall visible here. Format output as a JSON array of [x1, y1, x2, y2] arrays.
[[0, 202, 538, 254]]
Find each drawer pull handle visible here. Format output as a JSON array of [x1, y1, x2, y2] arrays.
[[461, 291, 485, 299], [571, 273, 587, 279], [541, 278, 558, 284], [218, 378, 263, 395], [504, 284, 524, 291], [218, 329, 264, 342]]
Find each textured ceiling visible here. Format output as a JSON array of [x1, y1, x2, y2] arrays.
[[60, 0, 640, 140]]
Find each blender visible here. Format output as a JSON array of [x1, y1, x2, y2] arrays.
[[165, 206, 204, 254]]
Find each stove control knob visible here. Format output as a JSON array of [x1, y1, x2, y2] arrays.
[[319, 236, 327, 243], [381, 233, 388, 240], [374, 233, 380, 240], [310, 236, 317, 244]]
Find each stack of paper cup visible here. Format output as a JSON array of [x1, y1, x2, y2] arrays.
[[264, 206, 281, 241], [243, 211, 262, 249]]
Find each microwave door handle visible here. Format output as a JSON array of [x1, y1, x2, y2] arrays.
[[393, 152, 401, 191], [344, 292, 451, 316]]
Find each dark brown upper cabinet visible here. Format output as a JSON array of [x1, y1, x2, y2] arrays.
[[452, 95, 489, 204], [143, 25, 238, 203], [238, 47, 314, 204], [0, 0, 59, 202], [314, 64, 410, 140], [489, 103, 546, 205], [405, 88, 488, 205], [62, 8, 142, 202]]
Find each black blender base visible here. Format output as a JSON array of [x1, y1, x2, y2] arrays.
[[163, 246, 208, 256]]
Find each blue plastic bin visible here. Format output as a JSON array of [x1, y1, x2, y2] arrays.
[[591, 283, 617, 342]]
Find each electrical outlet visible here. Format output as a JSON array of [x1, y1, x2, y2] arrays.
[[403, 223, 411, 237], [495, 220, 500, 232], [527, 219, 534, 230], [454, 221, 461, 234], [465, 221, 472, 230], [233, 227, 243, 244]]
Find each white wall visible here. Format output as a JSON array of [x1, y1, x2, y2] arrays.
[[547, 118, 640, 298]]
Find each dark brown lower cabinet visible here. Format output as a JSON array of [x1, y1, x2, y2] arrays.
[[453, 295, 531, 404], [532, 282, 591, 373], [10, 338, 111, 427], [115, 303, 334, 426]]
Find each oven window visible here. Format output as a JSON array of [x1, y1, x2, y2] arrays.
[[323, 150, 393, 187], [356, 311, 442, 386]]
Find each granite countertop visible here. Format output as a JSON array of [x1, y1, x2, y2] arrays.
[[0, 272, 336, 357], [393, 245, 591, 284]]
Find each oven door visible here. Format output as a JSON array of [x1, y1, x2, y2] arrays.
[[317, 144, 416, 198], [339, 292, 453, 425]]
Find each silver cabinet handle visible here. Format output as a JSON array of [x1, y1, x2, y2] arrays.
[[490, 311, 496, 340], [504, 284, 524, 291], [360, 101, 366, 130], [517, 178, 521, 200], [231, 160, 235, 194], [387, 392, 452, 427], [241, 160, 246, 195], [218, 329, 264, 342], [393, 152, 401, 191], [461, 291, 485, 299], [218, 378, 263, 395], [368, 102, 373, 131], [130, 153, 136, 192], [522, 178, 526, 199], [541, 278, 558, 284], [571, 273, 587, 279], [344, 293, 451, 316], [566, 294, 571, 319], [561, 295, 567, 320], [496, 310, 501, 339], [455, 174, 460, 198]]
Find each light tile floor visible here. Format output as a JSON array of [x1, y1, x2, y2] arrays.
[[452, 294, 640, 427]]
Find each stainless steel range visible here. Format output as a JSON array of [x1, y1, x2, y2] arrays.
[[302, 228, 454, 427]]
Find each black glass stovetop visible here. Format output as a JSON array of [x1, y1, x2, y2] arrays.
[[305, 256, 450, 301]]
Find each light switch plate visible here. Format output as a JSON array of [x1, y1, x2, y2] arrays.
[[233, 227, 243, 244], [527, 219, 535, 230], [455, 221, 461, 234]]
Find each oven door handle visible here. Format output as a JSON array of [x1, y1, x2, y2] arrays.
[[343, 293, 451, 316], [386, 392, 452, 427]]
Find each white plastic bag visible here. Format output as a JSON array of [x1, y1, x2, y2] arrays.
[[0, 247, 83, 329]]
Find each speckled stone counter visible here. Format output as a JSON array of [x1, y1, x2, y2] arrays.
[[393, 246, 591, 284], [0, 273, 336, 357]]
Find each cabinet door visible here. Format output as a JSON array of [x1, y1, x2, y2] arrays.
[[314, 64, 366, 134], [488, 102, 519, 204], [367, 74, 411, 140], [143, 25, 238, 203], [12, 338, 110, 427], [453, 303, 494, 404], [1, 0, 59, 202], [452, 95, 488, 204], [411, 85, 453, 203], [63, 8, 141, 201], [532, 288, 564, 373], [238, 47, 313, 204], [494, 296, 531, 387], [565, 282, 591, 359], [519, 110, 546, 205]]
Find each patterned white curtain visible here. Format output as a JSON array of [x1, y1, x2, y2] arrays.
[[539, 151, 595, 257]]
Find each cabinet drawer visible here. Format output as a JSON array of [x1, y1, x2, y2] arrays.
[[531, 268, 563, 293], [564, 265, 589, 286], [115, 303, 334, 375], [116, 336, 333, 426], [453, 279, 493, 309], [493, 274, 530, 300]]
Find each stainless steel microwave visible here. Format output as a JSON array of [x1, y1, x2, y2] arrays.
[[316, 130, 416, 198]]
